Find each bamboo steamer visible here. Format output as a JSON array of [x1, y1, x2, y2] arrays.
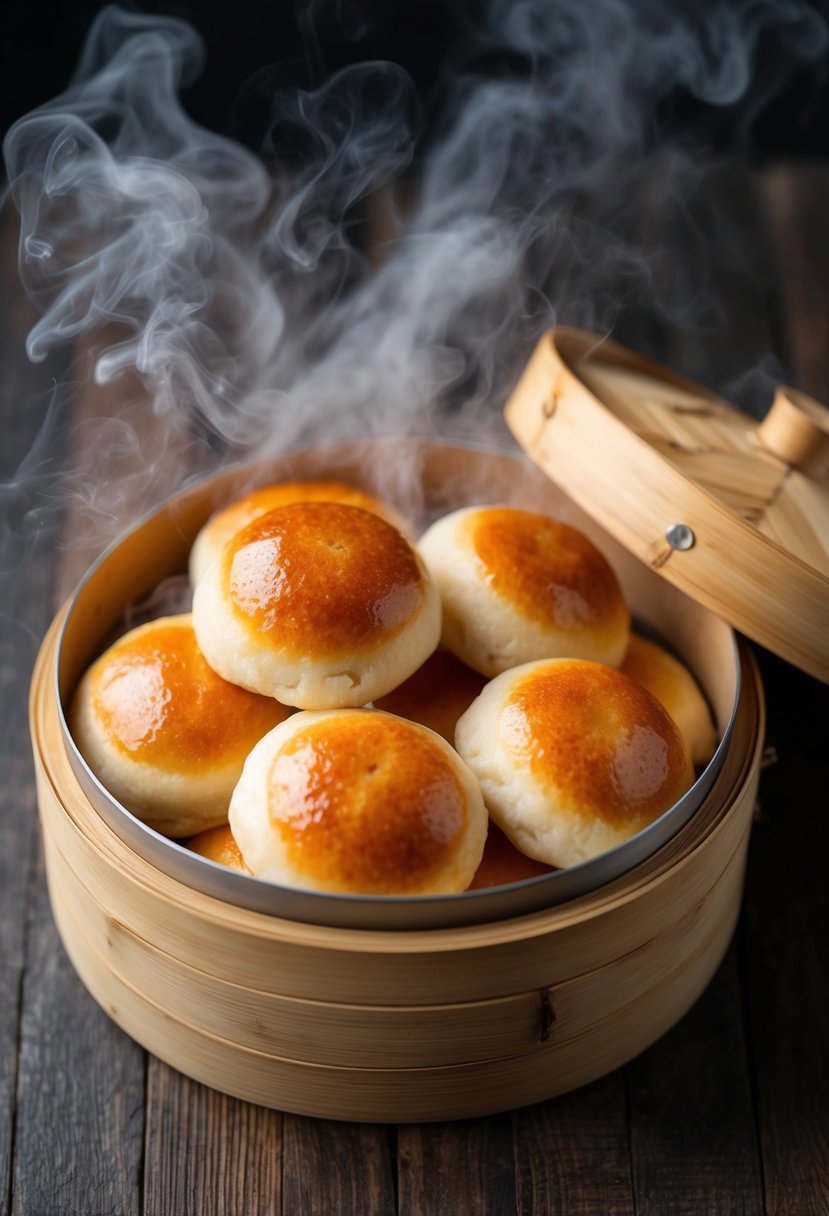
[[33, 321, 826, 1120]]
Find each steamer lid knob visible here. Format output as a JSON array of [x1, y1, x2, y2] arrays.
[[756, 386, 829, 477]]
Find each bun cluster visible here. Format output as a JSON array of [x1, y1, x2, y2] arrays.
[[70, 482, 717, 895]]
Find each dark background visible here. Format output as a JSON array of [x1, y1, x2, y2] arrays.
[[4, 0, 829, 161]]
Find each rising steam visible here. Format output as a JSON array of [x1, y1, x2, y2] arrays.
[[2, 0, 826, 556]]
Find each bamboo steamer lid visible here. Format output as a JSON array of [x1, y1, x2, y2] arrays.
[[505, 326, 829, 683]]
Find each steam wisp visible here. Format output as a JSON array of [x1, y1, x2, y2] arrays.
[[3, 0, 826, 562]]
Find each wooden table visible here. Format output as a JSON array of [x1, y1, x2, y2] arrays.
[[1, 162, 828, 1215]]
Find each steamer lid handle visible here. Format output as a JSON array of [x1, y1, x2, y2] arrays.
[[756, 387, 829, 477]]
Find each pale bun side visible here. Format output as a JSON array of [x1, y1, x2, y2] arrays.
[[193, 564, 441, 709], [69, 614, 289, 838], [418, 506, 629, 678], [455, 658, 694, 868]]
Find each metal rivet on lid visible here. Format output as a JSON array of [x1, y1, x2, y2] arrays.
[[665, 523, 695, 551]]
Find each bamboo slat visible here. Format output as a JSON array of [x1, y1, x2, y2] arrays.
[[44, 820, 747, 1070], [48, 863, 746, 1123]]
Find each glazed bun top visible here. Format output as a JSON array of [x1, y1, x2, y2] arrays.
[[189, 479, 409, 585], [418, 506, 630, 677], [455, 658, 695, 868], [466, 507, 628, 646], [500, 659, 693, 831], [229, 710, 488, 895], [82, 614, 287, 774], [223, 502, 426, 660]]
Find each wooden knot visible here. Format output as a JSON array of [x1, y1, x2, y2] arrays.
[[539, 988, 556, 1041], [542, 392, 558, 420]]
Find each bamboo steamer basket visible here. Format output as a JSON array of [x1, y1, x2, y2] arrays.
[[31, 324, 829, 1122]]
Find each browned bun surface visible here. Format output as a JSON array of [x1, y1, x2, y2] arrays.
[[469, 507, 628, 641], [418, 506, 630, 677], [69, 615, 290, 837], [374, 648, 488, 743], [192, 502, 441, 708], [620, 633, 718, 767], [455, 658, 694, 867], [466, 823, 555, 890], [187, 824, 250, 872], [189, 479, 410, 585], [229, 710, 488, 895], [225, 502, 424, 659]]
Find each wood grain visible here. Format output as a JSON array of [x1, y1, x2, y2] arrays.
[[143, 1064, 283, 1216], [513, 1076, 634, 1216], [281, 1116, 395, 1216], [0, 967, 23, 1216], [742, 651, 829, 1216], [398, 1116, 516, 1216], [11, 872, 144, 1216]]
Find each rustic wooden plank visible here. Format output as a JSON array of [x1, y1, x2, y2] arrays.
[[0, 967, 24, 1216], [7, 316, 152, 1215], [626, 945, 764, 1215], [142, 1064, 282, 1216], [513, 1075, 634, 1216], [0, 212, 68, 959], [10, 872, 145, 1216], [742, 160, 829, 1216], [0, 207, 76, 1216], [742, 650, 829, 1216], [281, 1115, 395, 1215], [398, 1114, 516, 1216], [761, 161, 829, 404]]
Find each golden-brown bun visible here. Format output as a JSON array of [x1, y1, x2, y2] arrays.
[[193, 502, 440, 709], [189, 480, 410, 585], [373, 648, 487, 744], [620, 633, 717, 767], [467, 823, 555, 889], [418, 506, 630, 677], [69, 615, 290, 838], [455, 659, 694, 868], [229, 709, 488, 895], [187, 825, 250, 872]]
